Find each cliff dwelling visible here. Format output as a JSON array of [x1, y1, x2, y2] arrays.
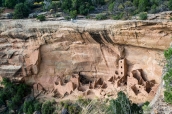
[[0, 20, 168, 103], [50, 57, 159, 102]]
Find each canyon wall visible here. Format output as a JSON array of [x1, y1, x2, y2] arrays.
[[0, 19, 171, 102]]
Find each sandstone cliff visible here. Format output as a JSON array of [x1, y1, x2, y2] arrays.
[[0, 19, 171, 103]]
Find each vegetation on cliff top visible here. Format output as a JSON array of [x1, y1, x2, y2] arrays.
[[0, 0, 172, 20]]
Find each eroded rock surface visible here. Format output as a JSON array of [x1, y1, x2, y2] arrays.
[[0, 19, 171, 103]]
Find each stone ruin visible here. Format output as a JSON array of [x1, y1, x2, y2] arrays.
[[48, 58, 159, 101]]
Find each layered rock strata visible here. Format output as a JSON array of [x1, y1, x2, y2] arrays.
[[0, 19, 171, 103]]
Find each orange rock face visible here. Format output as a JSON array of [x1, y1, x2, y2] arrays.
[[0, 19, 171, 103]]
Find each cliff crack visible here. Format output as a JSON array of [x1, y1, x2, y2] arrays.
[[100, 45, 109, 68], [134, 31, 139, 45]]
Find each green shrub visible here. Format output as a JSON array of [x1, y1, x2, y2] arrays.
[[124, 1, 133, 7], [96, 14, 107, 20], [0, 78, 31, 113], [170, 17, 172, 20], [61, 0, 95, 16], [113, 13, 123, 20], [14, 3, 30, 19], [108, 2, 115, 12], [133, 0, 139, 7], [150, 4, 157, 13], [164, 91, 172, 104], [70, 10, 77, 19], [138, 0, 149, 12], [89, 6, 95, 11], [42, 101, 55, 114], [50, 2, 60, 12], [163, 47, 172, 104], [22, 100, 42, 114], [107, 91, 143, 114], [142, 101, 151, 113], [68, 104, 81, 114], [168, 0, 172, 10], [34, 101, 42, 111], [139, 12, 147, 20], [86, 15, 91, 19], [118, 4, 124, 11], [164, 48, 172, 59], [60, 100, 82, 114], [77, 98, 91, 106], [37, 15, 46, 21], [79, 5, 89, 15], [65, 16, 70, 21], [4, 0, 16, 8]]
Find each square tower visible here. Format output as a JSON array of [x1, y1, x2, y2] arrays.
[[118, 59, 127, 78]]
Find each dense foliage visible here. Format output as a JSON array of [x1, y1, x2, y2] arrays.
[[164, 47, 172, 104], [107, 91, 143, 114], [1, 0, 172, 20], [108, 0, 170, 20], [60, 0, 100, 16], [21, 100, 42, 114], [2, 0, 26, 8], [42, 101, 55, 114], [0, 78, 31, 113], [13, 2, 30, 19]]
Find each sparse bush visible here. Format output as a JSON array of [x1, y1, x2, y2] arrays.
[[53, 13, 61, 17], [139, 12, 147, 20], [65, 16, 70, 21], [37, 15, 46, 21], [86, 15, 91, 19], [96, 14, 107, 20], [77, 97, 91, 106], [113, 13, 123, 20], [133, 0, 139, 7], [118, 4, 124, 11]]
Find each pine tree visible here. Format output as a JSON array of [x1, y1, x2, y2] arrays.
[[138, 0, 149, 12], [168, 0, 172, 10]]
